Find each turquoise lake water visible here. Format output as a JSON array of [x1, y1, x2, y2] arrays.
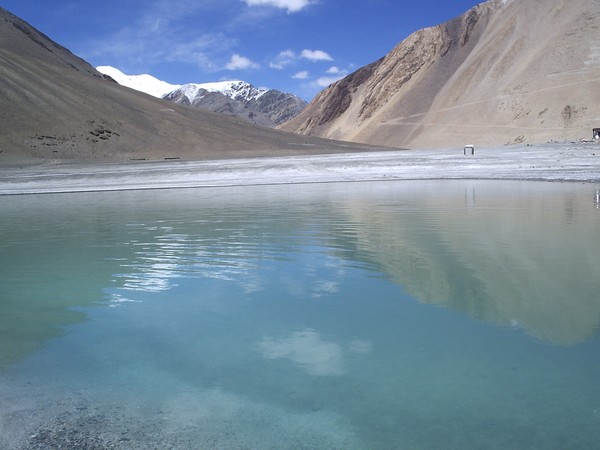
[[1, 180, 600, 449]]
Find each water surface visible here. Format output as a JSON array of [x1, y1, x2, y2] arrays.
[[1, 180, 599, 449]]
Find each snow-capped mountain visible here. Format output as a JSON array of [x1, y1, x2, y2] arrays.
[[97, 66, 267, 101], [97, 66, 307, 128], [163, 82, 307, 127], [97, 66, 181, 98], [174, 81, 268, 103]]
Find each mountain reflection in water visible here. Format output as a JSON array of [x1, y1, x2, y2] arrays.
[[1, 180, 598, 370], [332, 181, 600, 345]]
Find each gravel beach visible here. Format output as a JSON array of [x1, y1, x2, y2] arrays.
[[1, 143, 599, 195]]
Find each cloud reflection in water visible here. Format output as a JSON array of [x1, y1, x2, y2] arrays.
[[259, 329, 373, 376]]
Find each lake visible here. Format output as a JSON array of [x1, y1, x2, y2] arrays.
[[1, 180, 599, 449]]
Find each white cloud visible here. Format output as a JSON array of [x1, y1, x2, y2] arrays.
[[243, 0, 314, 13], [84, 29, 228, 74], [269, 49, 296, 69], [80, 0, 235, 74], [315, 75, 345, 87], [292, 70, 309, 79], [300, 49, 334, 62], [225, 53, 260, 70], [313, 67, 348, 86], [164, 35, 227, 71]]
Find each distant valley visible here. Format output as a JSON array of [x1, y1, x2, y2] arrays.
[[2, 0, 599, 164], [0, 7, 380, 163]]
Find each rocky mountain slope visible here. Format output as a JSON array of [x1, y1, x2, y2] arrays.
[[280, 0, 600, 148], [163, 81, 307, 128], [97, 66, 307, 128], [0, 8, 384, 163]]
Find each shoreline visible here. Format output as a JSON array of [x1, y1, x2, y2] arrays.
[[1, 143, 599, 195]]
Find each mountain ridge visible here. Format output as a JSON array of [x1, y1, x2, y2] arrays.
[[96, 66, 307, 128]]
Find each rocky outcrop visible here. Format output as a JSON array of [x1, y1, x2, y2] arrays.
[[280, 0, 600, 148], [251, 89, 307, 125]]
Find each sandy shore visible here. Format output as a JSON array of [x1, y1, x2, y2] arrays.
[[1, 143, 599, 195]]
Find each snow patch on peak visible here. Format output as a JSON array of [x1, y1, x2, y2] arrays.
[[168, 80, 268, 103], [97, 67, 273, 105], [96, 65, 125, 79], [96, 66, 181, 98], [175, 84, 205, 103], [175, 80, 267, 102]]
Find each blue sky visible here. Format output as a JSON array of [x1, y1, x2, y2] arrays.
[[4, 0, 481, 100]]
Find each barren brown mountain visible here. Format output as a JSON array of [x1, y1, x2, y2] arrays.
[[280, 0, 600, 148], [0, 8, 387, 164]]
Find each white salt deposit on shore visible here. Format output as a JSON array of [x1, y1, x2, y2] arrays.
[[1, 143, 599, 195]]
